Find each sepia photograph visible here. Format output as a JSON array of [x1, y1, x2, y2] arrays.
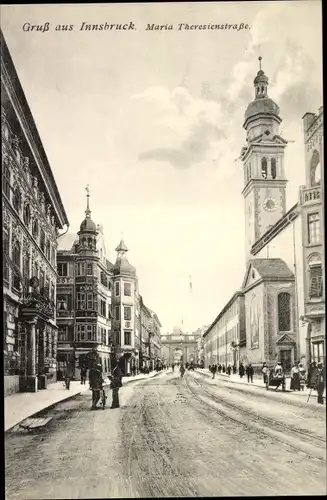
[[1, 1, 325, 498]]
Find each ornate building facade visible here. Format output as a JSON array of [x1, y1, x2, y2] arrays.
[[300, 108, 325, 365], [2, 32, 69, 394], [56, 192, 112, 379]]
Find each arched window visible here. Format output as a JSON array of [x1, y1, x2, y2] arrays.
[[261, 158, 268, 179], [32, 218, 39, 239], [310, 150, 321, 186], [13, 187, 21, 213], [2, 163, 11, 199], [271, 158, 277, 179], [278, 292, 291, 331], [248, 163, 251, 180], [23, 252, 30, 294], [23, 204, 31, 226]]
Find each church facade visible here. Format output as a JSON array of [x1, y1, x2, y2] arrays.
[[203, 57, 324, 372]]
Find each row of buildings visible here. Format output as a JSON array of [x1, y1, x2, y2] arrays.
[[203, 60, 324, 373], [2, 31, 161, 395]]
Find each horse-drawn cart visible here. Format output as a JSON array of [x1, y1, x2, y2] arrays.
[[265, 370, 286, 392]]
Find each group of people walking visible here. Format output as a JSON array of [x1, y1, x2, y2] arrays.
[[209, 364, 237, 378]]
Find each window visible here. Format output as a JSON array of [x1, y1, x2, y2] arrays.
[[115, 282, 120, 296], [124, 282, 131, 296], [58, 296, 68, 311], [101, 328, 107, 345], [247, 163, 251, 181], [3, 230, 9, 282], [13, 241, 21, 290], [23, 252, 30, 294], [40, 270, 45, 290], [23, 204, 31, 226], [308, 213, 320, 244], [76, 324, 85, 341], [87, 324, 94, 341], [309, 265, 323, 298], [261, 158, 268, 179], [100, 300, 106, 317], [58, 326, 69, 342], [278, 292, 291, 331], [57, 263, 68, 277], [77, 263, 85, 276], [124, 331, 131, 345], [77, 292, 86, 310], [115, 306, 120, 321], [310, 150, 321, 186], [86, 263, 93, 275], [40, 229, 45, 252], [3, 163, 11, 199], [86, 293, 94, 310], [271, 158, 277, 179], [51, 283, 55, 301], [13, 187, 21, 213], [124, 307, 132, 321], [32, 219, 39, 239]]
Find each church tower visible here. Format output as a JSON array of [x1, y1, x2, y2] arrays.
[[241, 57, 288, 262]]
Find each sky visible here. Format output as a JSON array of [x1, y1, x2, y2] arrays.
[[1, 1, 323, 333]]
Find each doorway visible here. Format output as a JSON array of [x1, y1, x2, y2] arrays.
[[280, 349, 292, 373]]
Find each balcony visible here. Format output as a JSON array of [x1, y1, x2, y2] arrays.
[[57, 310, 73, 318], [300, 185, 322, 206]]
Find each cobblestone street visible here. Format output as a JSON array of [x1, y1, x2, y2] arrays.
[[5, 370, 326, 499]]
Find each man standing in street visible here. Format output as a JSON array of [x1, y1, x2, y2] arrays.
[[110, 361, 123, 409], [246, 363, 254, 383], [80, 364, 87, 385], [89, 363, 104, 410], [316, 363, 325, 405]]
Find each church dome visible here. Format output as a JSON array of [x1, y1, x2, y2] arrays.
[[245, 97, 280, 121], [80, 217, 97, 233]]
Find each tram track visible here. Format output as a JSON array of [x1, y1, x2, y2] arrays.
[[189, 372, 325, 444], [184, 373, 326, 463]]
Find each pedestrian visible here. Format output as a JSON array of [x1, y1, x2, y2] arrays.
[[226, 365, 231, 376], [180, 364, 185, 378], [89, 363, 104, 410], [262, 362, 269, 385], [298, 364, 306, 391], [232, 365, 236, 375], [80, 365, 87, 385], [65, 363, 73, 390], [246, 363, 254, 383], [132, 364, 136, 377], [290, 363, 300, 391], [274, 361, 284, 391], [212, 364, 217, 379], [110, 362, 123, 409], [239, 362, 245, 379], [222, 365, 226, 374], [172, 363, 175, 372], [315, 363, 325, 405], [307, 361, 318, 389]]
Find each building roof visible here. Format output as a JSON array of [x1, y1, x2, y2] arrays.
[[247, 258, 294, 281], [203, 291, 243, 339], [113, 239, 136, 276]]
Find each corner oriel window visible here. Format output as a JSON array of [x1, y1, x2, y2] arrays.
[[124, 282, 131, 296], [124, 331, 131, 345], [124, 307, 132, 321]]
